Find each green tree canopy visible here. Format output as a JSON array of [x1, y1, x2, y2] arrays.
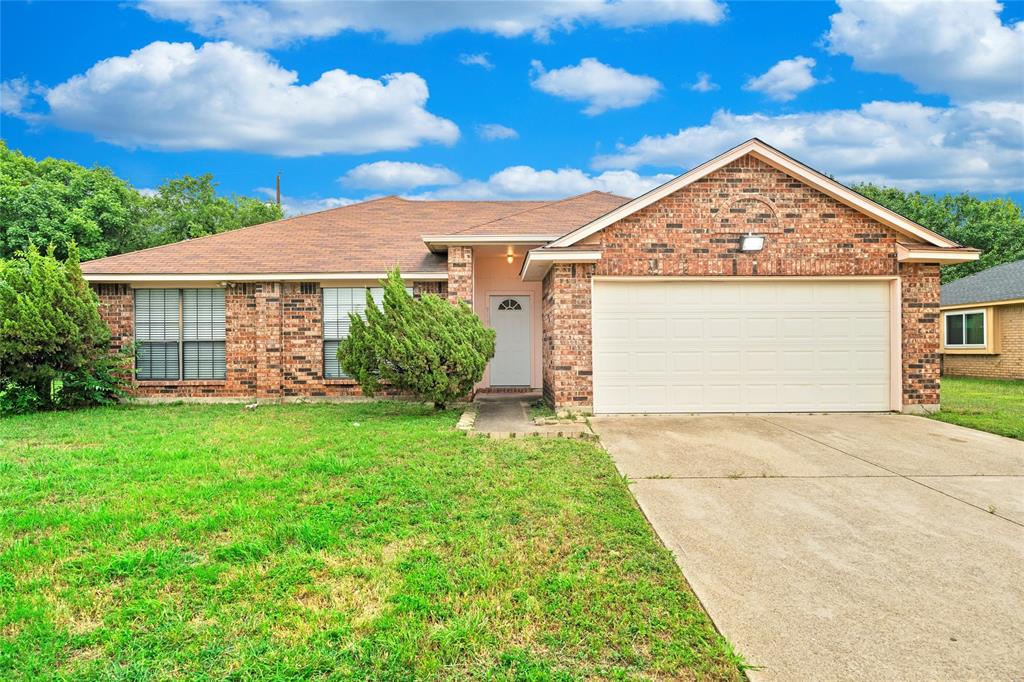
[[143, 173, 283, 243], [1, 142, 284, 261], [854, 184, 1024, 282], [1, 141, 148, 260]]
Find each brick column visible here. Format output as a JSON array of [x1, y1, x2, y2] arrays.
[[542, 263, 594, 413], [254, 282, 283, 401], [447, 246, 473, 305], [92, 284, 133, 351], [900, 262, 941, 411]]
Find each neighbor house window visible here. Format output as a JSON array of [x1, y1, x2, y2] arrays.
[[944, 309, 986, 348], [135, 288, 226, 380], [322, 286, 411, 378]]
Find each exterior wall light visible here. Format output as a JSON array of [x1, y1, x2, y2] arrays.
[[506, 249, 515, 264], [740, 234, 765, 252]]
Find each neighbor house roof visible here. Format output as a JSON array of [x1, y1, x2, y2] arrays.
[[81, 193, 623, 278], [941, 260, 1024, 307]]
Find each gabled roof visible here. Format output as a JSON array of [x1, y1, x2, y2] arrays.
[[80, 194, 615, 278], [941, 260, 1024, 307], [548, 138, 963, 250]]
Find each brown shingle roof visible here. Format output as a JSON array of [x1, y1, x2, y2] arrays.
[[449, 191, 627, 236], [81, 193, 625, 276]]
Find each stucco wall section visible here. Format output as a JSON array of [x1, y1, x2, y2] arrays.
[[944, 304, 1024, 380], [474, 254, 543, 388]]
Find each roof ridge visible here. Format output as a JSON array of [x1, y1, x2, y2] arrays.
[[449, 191, 618, 235]]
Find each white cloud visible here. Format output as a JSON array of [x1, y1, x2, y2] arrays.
[[412, 166, 673, 200], [593, 100, 1024, 192], [825, 0, 1024, 102], [477, 123, 519, 141], [341, 161, 460, 190], [0, 78, 34, 117], [530, 58, 662, 115], [690, 72, 719, 92], [459, 53, 494, 70], [744, 56, 823, 101], [139, 0, 726, 48], [256, 187, 360, 217], [30, 41, 458, 157], [137, 187, 160, 198]]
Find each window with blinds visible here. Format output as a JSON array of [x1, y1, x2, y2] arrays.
[[323, 286, 411, 378], [135, 288, 226, 380]]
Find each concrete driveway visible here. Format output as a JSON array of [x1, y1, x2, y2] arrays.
[[592, 414, 1024, 681]]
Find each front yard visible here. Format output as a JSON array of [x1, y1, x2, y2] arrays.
[[929, 376, 1024, 440], [0, 403, 742, 680]]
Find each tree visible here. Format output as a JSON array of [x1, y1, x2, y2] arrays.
[[0, 142, 284, 260], [339, 269, 496, 409], [143, 174, 283, 243], [0, 243, 130, 413], [854, 184, 1024, 282], [1, 141, 148, 260]]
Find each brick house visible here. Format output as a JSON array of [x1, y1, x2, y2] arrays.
[[82, 139, 979, 413], [940, 260, 1024, 380]]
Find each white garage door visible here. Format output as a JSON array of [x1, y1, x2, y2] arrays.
[[592, 279, 892, 413]]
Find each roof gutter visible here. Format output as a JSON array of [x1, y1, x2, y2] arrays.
[[422, 234, 559, 253], [81, 272, 449, 283], [896, 244, 980, 264]]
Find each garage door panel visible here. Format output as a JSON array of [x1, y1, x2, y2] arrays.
[[593, 280, 892, 413]]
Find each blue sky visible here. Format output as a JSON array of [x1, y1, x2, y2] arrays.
[[2, 0, 1022, 214]]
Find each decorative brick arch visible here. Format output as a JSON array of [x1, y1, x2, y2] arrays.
[[717, 195, 782, 233]]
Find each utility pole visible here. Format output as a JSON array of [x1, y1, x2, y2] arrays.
[[275, 172, 281, 207]]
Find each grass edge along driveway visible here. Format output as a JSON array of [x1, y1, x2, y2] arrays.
[[929, 376, 1024, 440], [0, 402, 744, 680]]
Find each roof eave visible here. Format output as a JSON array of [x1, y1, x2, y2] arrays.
[[896, 244, 981, 264], [520, 249, 602, 281], [82, 271, 449, 283], [422, 234, 559, 253]]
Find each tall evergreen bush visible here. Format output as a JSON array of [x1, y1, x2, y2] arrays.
[[0, 243, 129, 413], [340, 268, 495, 409]]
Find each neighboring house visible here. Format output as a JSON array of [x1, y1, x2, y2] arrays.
[[82, 139, 979, 413], [940, 260, 1024, 380]]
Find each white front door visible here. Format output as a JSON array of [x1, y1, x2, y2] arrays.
[[489, 295, 531, 386], [592, 279, 892, 413]]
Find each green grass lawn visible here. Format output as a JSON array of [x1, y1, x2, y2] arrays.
[[930, 376, 1024, 440], [0, 403, 742, 680]]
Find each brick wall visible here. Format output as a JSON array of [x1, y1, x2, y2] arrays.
[[541, 263, 594, 410], [92, 280, 440, 401], [944, 304, 1024, 380], [900, 264, 941, 406], [447, 246, 473, 304], [543, 155, 942, 411]]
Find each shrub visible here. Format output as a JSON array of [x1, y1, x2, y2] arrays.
[[339, 268, 495, 409], [0, 243, 130, 414]]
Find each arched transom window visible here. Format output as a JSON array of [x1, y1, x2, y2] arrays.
[[497, 298, 523, 311]]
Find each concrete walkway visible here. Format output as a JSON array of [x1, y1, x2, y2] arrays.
[[470, 393, 592, 438], [592, 413, 1024, 681]]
